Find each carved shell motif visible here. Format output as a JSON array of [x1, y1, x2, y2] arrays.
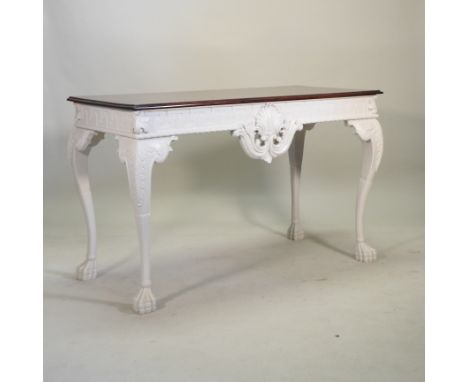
[[232, 104, 302, 163]]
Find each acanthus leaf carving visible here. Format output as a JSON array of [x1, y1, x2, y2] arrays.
[[116, 136, 177, 212], [232, 104, 303, 163], [116, 136, 178, 166]]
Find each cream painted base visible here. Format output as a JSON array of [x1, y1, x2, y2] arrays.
[[69, 96, 384, 314]]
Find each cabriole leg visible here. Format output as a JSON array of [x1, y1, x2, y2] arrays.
[[287, 128, 307, 240], [117, 135, 177, 314], [69, 127, 104, 280], [346, 119, 384, 263], [287, 124, 314, 240]]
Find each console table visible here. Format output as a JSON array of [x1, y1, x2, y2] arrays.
[[67, 86, 384, 314]]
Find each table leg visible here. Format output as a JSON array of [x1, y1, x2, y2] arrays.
[[69, 127, 104, 280], [287, 129, 307, 240], [346, 119, 384, 263], [117, 135, 177, 314]]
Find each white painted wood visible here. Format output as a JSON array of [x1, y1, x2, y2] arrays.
[[70, 95, 384, 314], [287, 125, 315, 240], [346, 119, 384, 262], [232, 103, 303, 163], [68, 127, 104, 280], [117, 135, 177, 314], [73, 96, 379, 139]]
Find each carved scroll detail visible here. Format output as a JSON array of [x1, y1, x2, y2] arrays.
[[232, 104, 303, 163], [68, 128, 104, 161], [346, 119, 383, 175]]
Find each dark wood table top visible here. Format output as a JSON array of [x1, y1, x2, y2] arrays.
[[68, 86, 382, 111]]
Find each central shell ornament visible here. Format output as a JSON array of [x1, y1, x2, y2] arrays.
[[232, 104, 303, 163]]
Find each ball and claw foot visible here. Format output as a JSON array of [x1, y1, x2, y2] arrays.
[[133, 287, 157, 314], [287, 222, 304, 241], [76, 259, 97, 280], [355, 242, 377, 263]]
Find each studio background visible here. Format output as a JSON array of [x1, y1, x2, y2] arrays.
[[44, 1, 424, 381]]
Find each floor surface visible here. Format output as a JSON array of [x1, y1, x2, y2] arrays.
[[44, 174, 424, 382]]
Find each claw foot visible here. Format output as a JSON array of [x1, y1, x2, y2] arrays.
[[355, 242, 377, 263], [76, 259, 97, 280], [287, 222, 304, 240], [133, 287, 157, 314]]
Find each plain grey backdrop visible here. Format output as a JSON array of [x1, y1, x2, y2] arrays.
[[44, 1, 424, 381]]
